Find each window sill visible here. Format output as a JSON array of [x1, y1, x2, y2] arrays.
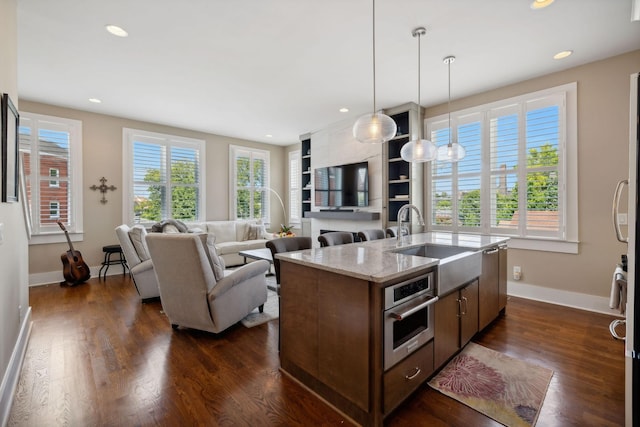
[[29, 232, 84, 246], [505, 237, 579, 254]]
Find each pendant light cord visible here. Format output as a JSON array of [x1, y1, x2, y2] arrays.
[[372, 0, 377, 112], [417, 32, 421, 107], [447, 57, 452, 146]]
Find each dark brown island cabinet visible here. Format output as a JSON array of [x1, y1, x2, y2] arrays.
[[278, 241, 507, 426]]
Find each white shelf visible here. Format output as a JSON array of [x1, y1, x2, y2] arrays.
[[305, 211, 380, 220]]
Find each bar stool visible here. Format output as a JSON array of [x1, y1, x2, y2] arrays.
[[99, 244, 129, 279]]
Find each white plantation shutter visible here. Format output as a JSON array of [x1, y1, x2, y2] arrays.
[[523, 95, 563, 237], [489, 104, 520, 234], [429, 118, 453, 227], [289, 150, 301, 225], [427, 84, 571, 243], [19, 113, 83, 237], [456, 113, 482, 231], [124, 128, 205, 225], [230, 145, 271, 222]]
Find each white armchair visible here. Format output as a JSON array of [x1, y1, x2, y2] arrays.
[[115, 224, 160, 300], [145, 233, 269, 333]]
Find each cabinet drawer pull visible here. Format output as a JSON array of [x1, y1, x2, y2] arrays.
[[483, 247, 499, 255], [405, 367, 421, 380]]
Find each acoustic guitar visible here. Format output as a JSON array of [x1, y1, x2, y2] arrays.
[[57, 220, 91, 285]]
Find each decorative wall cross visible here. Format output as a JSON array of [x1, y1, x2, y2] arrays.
[[90, 177, 117, 204]]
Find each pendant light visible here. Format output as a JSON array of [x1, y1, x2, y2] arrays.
[[352, 0, 397, 144], [436, 55, 466, 162], [400, 27, 437, 163]]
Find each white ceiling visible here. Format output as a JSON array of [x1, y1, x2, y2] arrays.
[[16, 0, 640, 146]]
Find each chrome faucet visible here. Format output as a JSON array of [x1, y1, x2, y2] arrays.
[[396, 204, 425, 242]]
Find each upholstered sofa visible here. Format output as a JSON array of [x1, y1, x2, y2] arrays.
[[183, 220, 272, 267]]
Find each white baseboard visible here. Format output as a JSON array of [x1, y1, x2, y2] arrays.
[[508, 280, 625, 317], [0, 307, 32, 427], [29, 265, 128, 287]]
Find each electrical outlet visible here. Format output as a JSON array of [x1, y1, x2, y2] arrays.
[[513, 265, 522, 281]]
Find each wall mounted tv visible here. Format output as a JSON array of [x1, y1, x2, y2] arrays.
[[314, 161, 369, 209]]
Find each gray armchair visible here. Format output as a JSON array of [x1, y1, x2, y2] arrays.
[[266, 237, 312, 286], [385, 226, 409, 238], [145, 233, 269, 333], [318, 231, 354, 247], [115, 224, 160, 300], [357, 229, 386, 241]]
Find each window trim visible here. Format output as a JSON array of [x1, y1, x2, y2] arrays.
[[425, 82, 578, 253], [19, 112, 84, 245], [122, 128, 206, 225]]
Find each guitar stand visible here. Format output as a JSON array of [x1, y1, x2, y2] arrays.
[[60, 280, 85, 287]]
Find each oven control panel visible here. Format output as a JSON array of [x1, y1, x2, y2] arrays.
[[394, 279, 429, 302], [384, 271, 435, 310]]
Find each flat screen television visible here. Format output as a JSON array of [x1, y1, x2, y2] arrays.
[[314, 161, 369, 208]]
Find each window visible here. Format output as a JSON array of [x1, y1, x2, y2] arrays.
[[229, 145, 271, 223], [49, 201, 60, 219], [122, 128, 205, 225], [426, 83, 578, 253], [19, 112, 84, 243], [49, 168, 60, 187], [289, 150, 301, 225]]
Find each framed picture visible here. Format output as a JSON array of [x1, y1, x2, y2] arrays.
[[2, 93, 19, 203]]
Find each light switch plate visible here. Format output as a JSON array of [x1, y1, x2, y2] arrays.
[[617, 213, 628, 225], [0, 223, 4, 244]]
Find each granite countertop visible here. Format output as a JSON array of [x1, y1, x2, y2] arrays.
[[276, 232, 509, 283]]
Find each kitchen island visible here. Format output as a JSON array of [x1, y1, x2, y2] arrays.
[[276, 232, 508, 427]]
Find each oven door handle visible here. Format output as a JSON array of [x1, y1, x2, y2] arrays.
[[389, 295, 439, 321]]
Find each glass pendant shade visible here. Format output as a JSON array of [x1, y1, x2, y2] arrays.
[[436, 55, 466, 163], [401, 138, 437, 162], [353, 112, 397, 144], [400, 27, 435, 163], [436, 142, 466, 162]]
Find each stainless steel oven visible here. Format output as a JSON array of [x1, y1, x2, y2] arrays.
[[384, 271, 438, 371]]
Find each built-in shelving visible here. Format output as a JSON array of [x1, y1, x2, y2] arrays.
[[301, 137, 312, 218], [304, 211, 380, 220], [383, 103, 424, 228]]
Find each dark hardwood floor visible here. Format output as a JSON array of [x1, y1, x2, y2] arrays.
[[8, 274, 625, 426]]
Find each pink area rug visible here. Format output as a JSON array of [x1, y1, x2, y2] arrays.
[[428, 342, 553, 426]]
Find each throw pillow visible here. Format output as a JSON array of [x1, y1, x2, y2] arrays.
[[128, 225, 151, 261], [246, 223, 266, 240], [197, 233, 225, 281], [162, 224, 180, 233]]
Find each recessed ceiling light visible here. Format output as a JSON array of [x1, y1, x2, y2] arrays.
[[265, 134, 273, 138], [530, 0, 554, 9], [339, 107, 349, 113], [88, 98, 102, 104], [553, 50, 573, 60], [106, 25, 128, 37]]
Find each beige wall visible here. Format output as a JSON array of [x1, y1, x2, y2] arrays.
[[17, 48, 640, 303], [19, 101, 288, 278], [424, 49, 640, 301], [0, 0, 30, 419]]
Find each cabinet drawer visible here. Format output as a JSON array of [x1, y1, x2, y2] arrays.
[[383, 341, 434, 414]]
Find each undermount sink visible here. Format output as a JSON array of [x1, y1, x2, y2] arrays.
[[391, 244, 482, 296]]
